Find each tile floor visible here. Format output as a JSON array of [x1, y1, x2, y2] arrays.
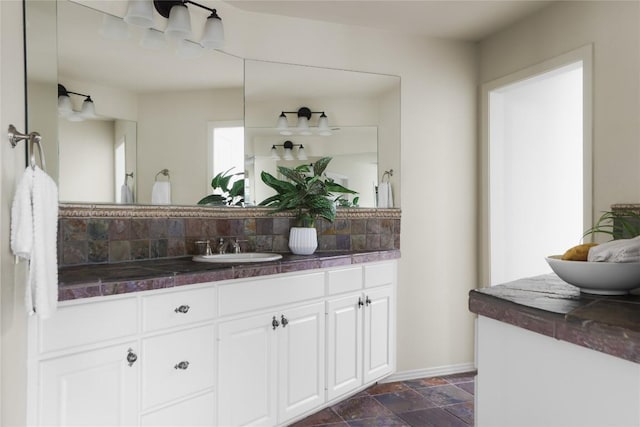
[[290, 372, 475, 427]]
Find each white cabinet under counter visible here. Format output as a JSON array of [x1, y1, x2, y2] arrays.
[[30, 259, 398, 426]]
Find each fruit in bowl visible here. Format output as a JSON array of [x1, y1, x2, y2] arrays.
[[546, 255, 640, 295]]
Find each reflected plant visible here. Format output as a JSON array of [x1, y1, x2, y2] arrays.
[[197, 168, 244, 206]]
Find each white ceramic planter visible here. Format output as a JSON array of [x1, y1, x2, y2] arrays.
[[288, 227, 318, 255]]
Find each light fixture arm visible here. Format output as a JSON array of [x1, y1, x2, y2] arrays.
[[279, 107, 325, 119], [153, 0, 220, 19], [58, 84, 92, 100]]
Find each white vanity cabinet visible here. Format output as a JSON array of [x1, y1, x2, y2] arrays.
[[34, 284, 218, 427], [216, 272, 326, 426], [36, 296, 140, 426], [31, 259, 397, 427], [326, 262, 396, 402]]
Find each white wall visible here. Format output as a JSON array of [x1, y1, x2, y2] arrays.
[[137, 87, 243, 205], [58, 119, 115, 203], [479, 1, 640, 230], [1, 2, 29, 425]]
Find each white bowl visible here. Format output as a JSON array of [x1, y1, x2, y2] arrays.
[[545, 255, 640, 295]]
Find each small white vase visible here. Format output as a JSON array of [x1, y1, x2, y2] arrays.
[[288, 227, 318, 255]]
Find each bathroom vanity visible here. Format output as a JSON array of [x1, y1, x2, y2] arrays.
[[469, 275, 640, 427], [29, 252, 398, 426]]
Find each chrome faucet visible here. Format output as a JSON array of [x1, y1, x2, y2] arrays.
[[217, 238, 228, 254]]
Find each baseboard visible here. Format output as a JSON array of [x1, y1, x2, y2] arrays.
[[382, 362, 477, 383]]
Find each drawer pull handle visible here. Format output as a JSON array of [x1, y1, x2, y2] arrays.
[[358, 297, 364, 308], [281, 315, 288, 328], [272, 316, 280, 330], [365, 296, 372, 306], [174, 361, 190, 370], [174, 305, 190, 314], [126, 348, 138, 367]]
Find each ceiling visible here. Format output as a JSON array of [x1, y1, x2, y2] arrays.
[[225, 0, 553, 42]]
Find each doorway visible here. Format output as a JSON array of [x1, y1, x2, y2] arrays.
[[481, 46, 593, 286]]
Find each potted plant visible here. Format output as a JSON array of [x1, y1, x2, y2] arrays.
[[197, 168, 244, 206], [259, 157, 357, 255]]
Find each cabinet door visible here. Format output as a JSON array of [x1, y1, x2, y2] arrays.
[[363, 286, 394, 383], [326, 294, 363, 401], [218, 313, 277, 427], [39, 342, 138, 426], [277, 302, 326, 423]]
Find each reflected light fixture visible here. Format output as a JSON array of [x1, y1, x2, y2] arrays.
[[100, 14, 131, 40], [57, 84, 99, 121], [270, 141, 308, 161], [123, 0, 154, 28], [277, 107, 332, 136]]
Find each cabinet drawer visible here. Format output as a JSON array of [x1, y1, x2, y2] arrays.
[[39, 297, 137, 353], [364, 261, 396, 288], [142, 286, 216, 333], [141, 324, 215, 410], [327, 267, 363, 295], [218, 272, 324, 316], [140, 391, 215, 426]]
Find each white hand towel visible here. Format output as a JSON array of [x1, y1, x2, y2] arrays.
[[11, 168, 34, 260], [152, 181, 171, 205], [11, 166, 59, 319], [121, 183, 133, 204], [587, 235, 640, 262], [377, 182, 393, 208]]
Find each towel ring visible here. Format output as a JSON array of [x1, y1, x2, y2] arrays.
[[382, 169, 393, 182], [8, 124, 47, 172], [155, 169, 170, 181]]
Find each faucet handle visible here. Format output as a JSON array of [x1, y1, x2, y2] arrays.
[[194, 240, 212, 256], [232, 238, 248, 254], [217, 238, 227, 254]]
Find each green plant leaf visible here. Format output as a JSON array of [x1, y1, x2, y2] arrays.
[[326, 181, 358, 194], [229, 179, 245, 198], [313, 157, 332, 177], [277, 166, 307, 186], [197, 194, 227, 205]]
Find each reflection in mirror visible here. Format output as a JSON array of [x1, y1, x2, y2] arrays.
[[26, 0, 244, 205], [244, 60, 401, 208]]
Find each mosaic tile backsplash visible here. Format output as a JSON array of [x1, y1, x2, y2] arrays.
[[58, 205, 401, 267]]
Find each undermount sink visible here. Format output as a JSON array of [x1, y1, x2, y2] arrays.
[[192, 253, 283, 263]]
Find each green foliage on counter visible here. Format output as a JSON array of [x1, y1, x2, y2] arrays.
[[583, 210, 640, 241], [259, 157, 358, 227]]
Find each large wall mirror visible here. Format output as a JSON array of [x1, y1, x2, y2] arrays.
[[25, 0, 401, 208], [244, 60, 400, 208]]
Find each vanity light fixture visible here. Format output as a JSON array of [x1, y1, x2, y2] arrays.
[[276, 107, 332, 136], [152, 0, 224, 48], [270, 141, 308, 161], [57, 84, 98, 121], [120, 1, 225, 49]]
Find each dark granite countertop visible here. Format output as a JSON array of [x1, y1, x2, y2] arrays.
[[469, 274, 640, 364], [58, 250, 401, 302]]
